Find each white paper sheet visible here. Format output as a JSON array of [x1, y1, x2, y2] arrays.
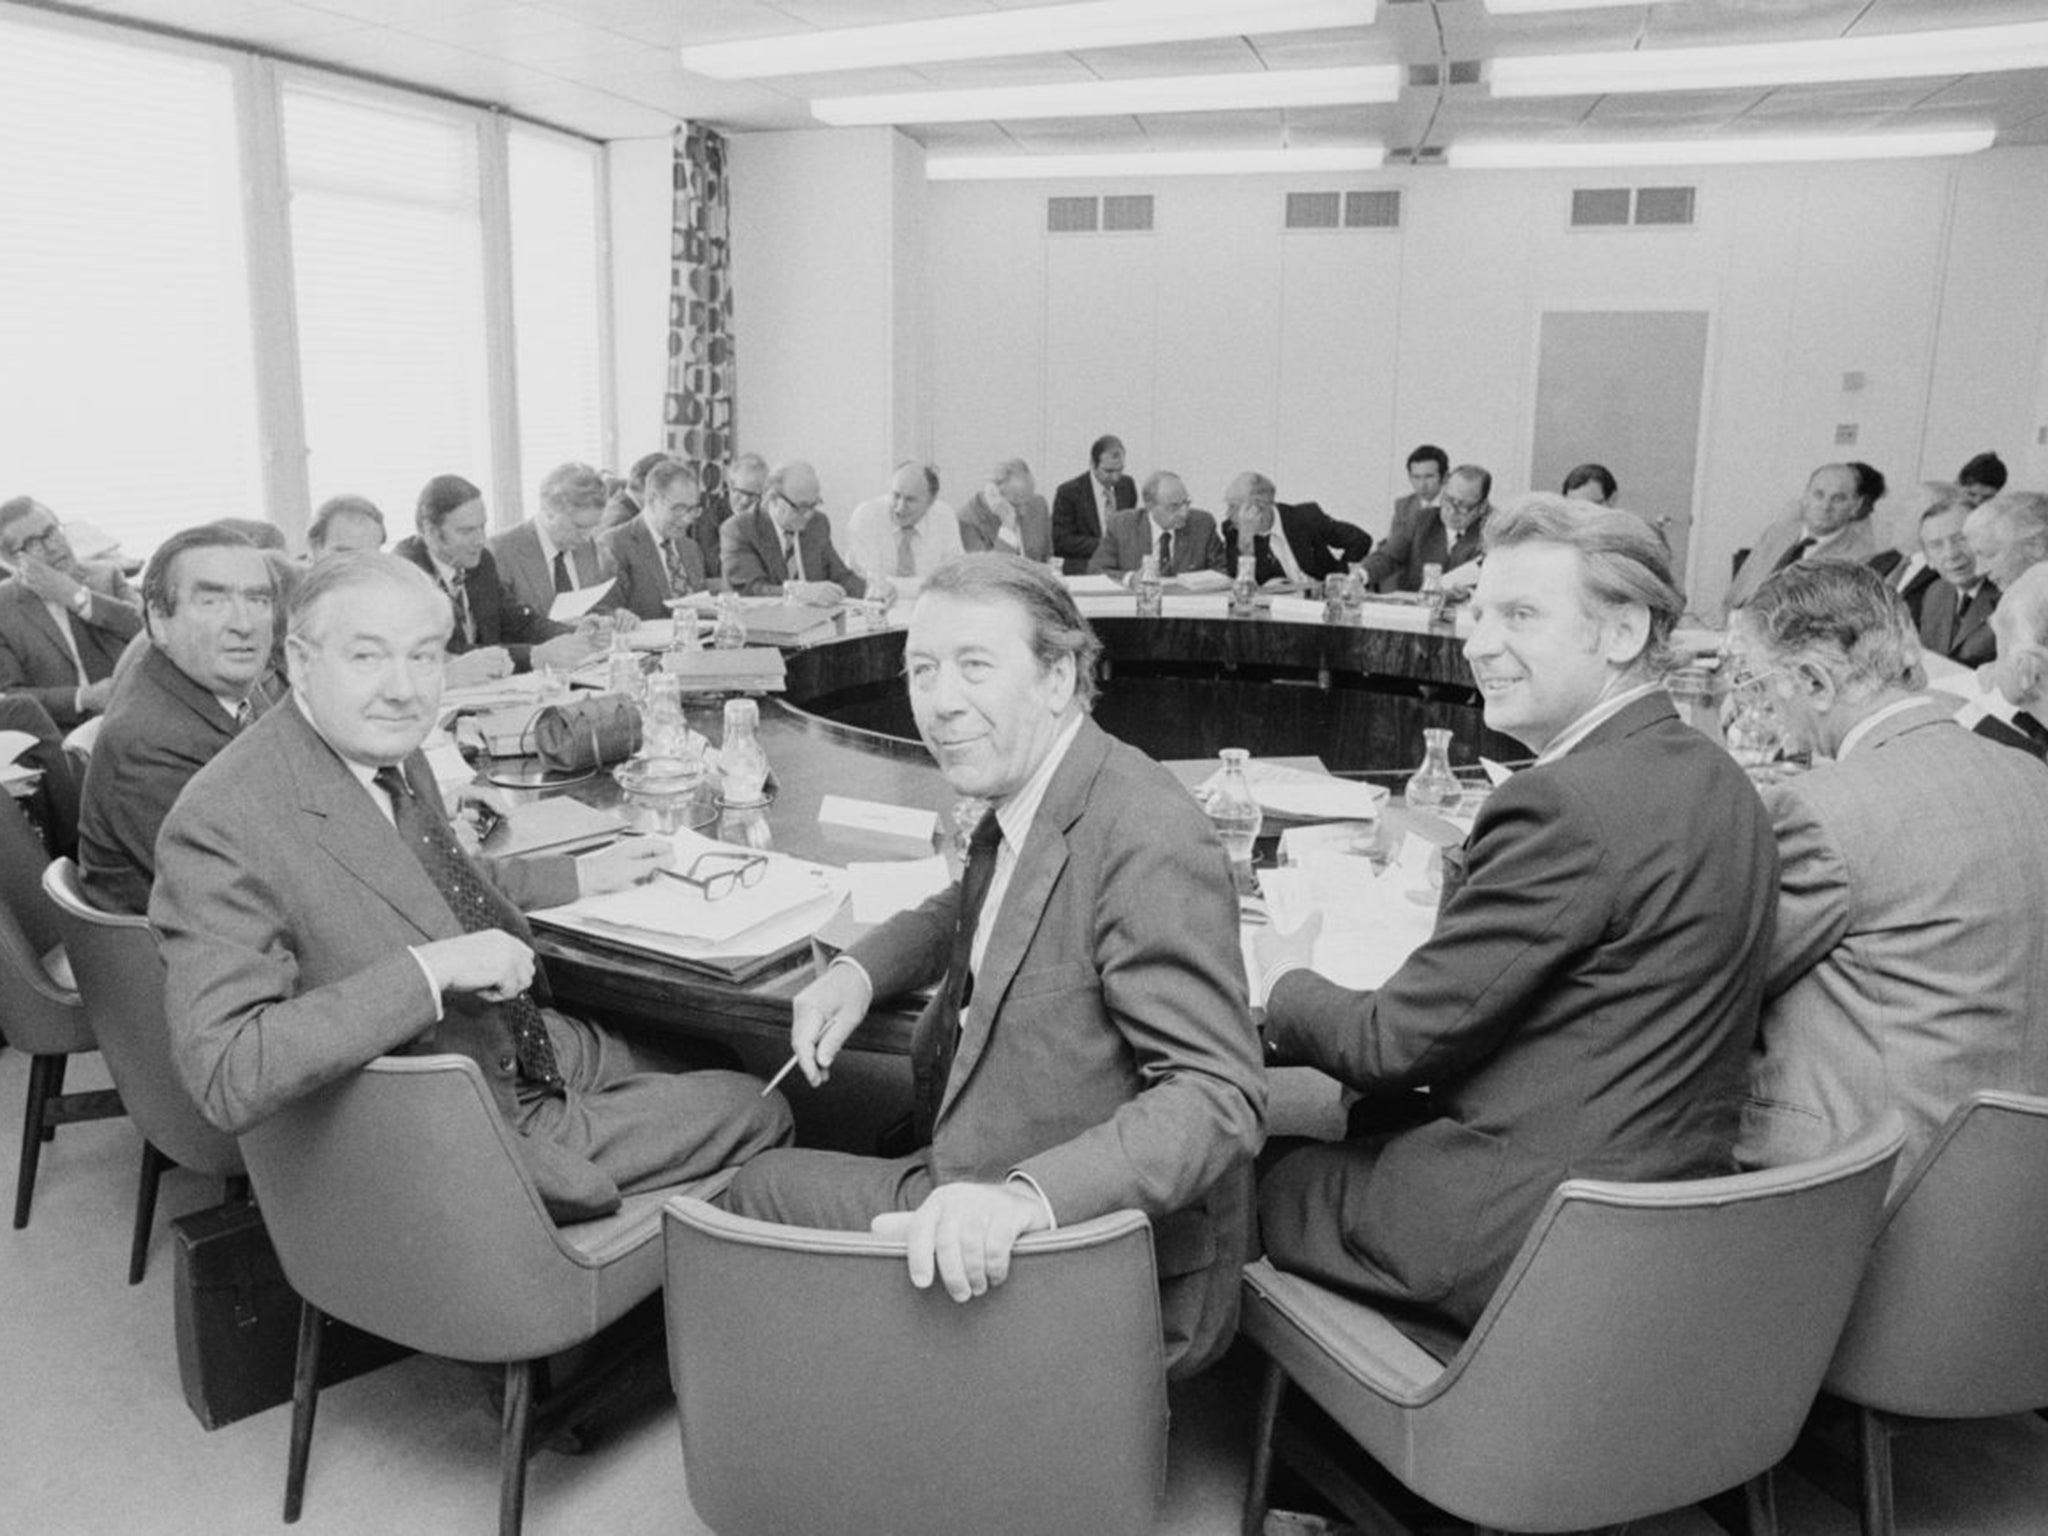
[[817, 795, 939, 842], [1250, 832, 1439, 1004], [1063, 574, 1127, 596], [542, 830, 846, 945], [846, 855, 952, 924], [548, 579, 616, 622], [0, 730, 37, 769]]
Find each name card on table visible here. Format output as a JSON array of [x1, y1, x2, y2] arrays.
[[818, 795, 939, 844]]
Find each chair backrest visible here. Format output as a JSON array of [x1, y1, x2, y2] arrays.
[[1405, 1117, 1904, 1532], [39, 858, 242, 1178], [0, 807, 89, 1055], [1826, 1091, 2048, 1418], [663, 1198, 1168, 1536], [236, 1054, 612, 1363]]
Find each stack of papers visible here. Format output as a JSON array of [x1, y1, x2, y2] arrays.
[[1248, 832, 1439, 1004], [548, 579, 615, 623], [741, 604, 840, 646], [621, 616, 716, 652], [1196, 759, 1388, 822], [0, 730, 42, 800], [665, 647, 786, 693]]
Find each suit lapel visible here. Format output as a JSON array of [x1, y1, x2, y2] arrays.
[[7, 585, 76, 676], [936, 720, 1106, 1124]]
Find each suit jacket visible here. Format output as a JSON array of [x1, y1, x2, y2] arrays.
[[718, 509, 865, 598], [78, 645, 266, 915], [957, 490, 1054, 564], [598, 515, 712, 621], [691, 487, 739, 580], [849, 717, 1266, 1376], [1215, 502, 1373, 586], [392, 537, 564, 671], [1088, 507, 1224, 580], [1739, 703, 2048, 1186], [1387, 492, 1432, 548], [1052, 471, 1136, 574], [1263, 695, 1775, 1333], [1976, 710, 2048, 762], [1917, 578, 1998, 666], [153, 701, 586, 1174], [1363, 505, 1487, 593], [1722, 515, 1880, 618], [0, 693, 80, 857], [486, 521, 615, 620], [0, 572, 143, 728]]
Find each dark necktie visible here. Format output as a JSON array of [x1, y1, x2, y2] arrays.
[[1773, 535, 1816, 573], [663, 539, 691, 594], [373, 766, 562, 1088], [1252, 533, 1278, 585], [1158, 531, 1174, 573], [552, 550, 573, 594], [445, 575, 473, 643], [915, 809, 1001, 1139]]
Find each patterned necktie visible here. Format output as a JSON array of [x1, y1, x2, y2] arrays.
[[783, 533, 802, 581], [552, 550, 573, 594], [915, 810, 1002, 1138], [230, 697, 253, 730], [373, 766, 562, 1088], [445, 575, 473, 643], [663, 539, 691, 594], [1158, 530, 1174, 573], [895, 526, 917, 578]]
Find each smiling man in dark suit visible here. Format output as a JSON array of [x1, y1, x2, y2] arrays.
[[724, 554, 1265, 1377], [0, 496, 142, 729], [1254, 496, 1775, 1343], [1051, 434, 1136, 574]]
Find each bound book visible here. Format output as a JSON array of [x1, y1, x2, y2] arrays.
[[664, 647, 787, 693], [740, 603, 839, 646]]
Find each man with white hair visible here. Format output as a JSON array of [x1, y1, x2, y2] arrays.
[[1974, 561, 2048, 760], [488, 461, 618, 620], [958, 459, 1053, 564], [1728, 559, 2048, 1185]]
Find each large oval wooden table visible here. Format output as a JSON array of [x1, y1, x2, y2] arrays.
[[535, 598, 1497, 1142]]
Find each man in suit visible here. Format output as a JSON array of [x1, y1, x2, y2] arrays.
[[598, 458, 715, 621], [719, 459, 866, 604], [1363, 463, 1492, 594], [600, 450, 673, 531], [0, 496, 143, 729], [958, 459, 1052, 565], [1918, 496, 1999, 666], [724, 555, 1265, 1377], [393, 473, 589, 684], [487, 461, 617, 621], [694, 452, 767, 582], [1721, 463, 1880, 619], [307, 495, 386, 560], [1968, 562, 2048, 760], [1051, 434, 1136, 574], [154, 553, 793, 1222], [843, 462, 964, 590], [1253, 496, 1774, 1340], [1089, 471, 1223, 582], [1868, 484, 1966, 627], [1964, 492, 2048, 621], [1215, 470, 1372, 587], [78, 526, 276, 915], [1386, 444, 1448, 557], [1727, 560, 2048, 1185]]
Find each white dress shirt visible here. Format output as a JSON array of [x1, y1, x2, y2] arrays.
[[844, 496, 964, 580]]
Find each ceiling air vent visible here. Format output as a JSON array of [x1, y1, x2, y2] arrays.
[[1345, 189, 1401, 228], [1046, 195, 1098, 234], [1570, 187, 1632, 227], [1446, 59, 1482, 86], [1102, 193, 1154, 232], [1634, 185, 1697, 226], [1285, 191, 1342, 230]]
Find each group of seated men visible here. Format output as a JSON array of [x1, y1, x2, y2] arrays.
[[3, 437, 2045, 1386]]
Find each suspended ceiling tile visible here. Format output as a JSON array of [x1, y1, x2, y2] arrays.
[[299, 0, 509, 26], [1134, 107, 1285, 138], [499, 80, 681, 137], [1859, 0, 2048, 31], [1634, 2, 1871, 47], [596, 66, 811, 124], [530, 0, 805, 50], [893, 119, 1016, 149], [80, 0, 370, 46], [744, 63, 945, 94], [1000, 115, 1150, 148]]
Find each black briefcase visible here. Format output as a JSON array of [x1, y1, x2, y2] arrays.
[[170, 1198, 411, 1430]]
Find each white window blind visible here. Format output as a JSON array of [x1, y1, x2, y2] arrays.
[[0, 17, 261, 562], [284, 81, 492, 528], [509, 128, 606, 487]]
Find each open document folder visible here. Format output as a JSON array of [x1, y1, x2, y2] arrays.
[[529, 828, 848, 962], [1245, 834, 1440, 1007]]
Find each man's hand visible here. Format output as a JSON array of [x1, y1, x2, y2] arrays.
[[871, 1181, 1051, 1302], [1253, 910, 1323, 993], [532, 632, 597, 671], [77, 677, 116, 715], [451, 784, 513, 852], [789, 962, 872, 1086], [415, 930, 535, 1001], [864, 574, 899, 609], [18, 555, 82, 608], [444, 647, 513, 688], [788, 580, 846, 608], [575, 836, 675, 895]]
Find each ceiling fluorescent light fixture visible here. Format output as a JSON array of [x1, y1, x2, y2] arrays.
[[813, 64, 1399, 126], [1484, 0, 1682, 12], [1492, 21, 2048, 96], [1449, 128, 1995, 169], [682, 0, 1377, 80], [926, 146, 1387, 180]]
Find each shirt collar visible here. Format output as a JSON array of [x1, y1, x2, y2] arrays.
[[1806, 523, 1859, 554], [991, 713, 1085, 852], [428, 552, 465, 589], [1532, 679, 1665, 766], [1836, 694, 1931, 761], [292, 694, 392, 803]]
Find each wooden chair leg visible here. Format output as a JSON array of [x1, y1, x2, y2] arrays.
[[129, 1141, 169, 1284], [1855, 1405, 1896, 1536], [284, 1300, 325, 1523], [14, 1054, 62, 1228], [500, 1358, 536, 1536], [1243, 1353, 1287, 1536]]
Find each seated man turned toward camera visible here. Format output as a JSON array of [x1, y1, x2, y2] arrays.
[[154, 553, 792, 1222], [78, 525, 278, 915], [723, 554, 1265, 1378], [1252, 497, 1774, 1346], [1727, 560, 2048, 1186], [0, 496, 142, 730]]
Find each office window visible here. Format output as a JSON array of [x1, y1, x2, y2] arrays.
[[284, 81, 491, 525], [509, 127, 606, 488], [0, 17, 261, 559]]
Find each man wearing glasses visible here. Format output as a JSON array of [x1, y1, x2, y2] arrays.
[[154, 552, 793, 1223], [78, 525, 278, 915], [1364, 464, 1493, 594], [694, 451, 768, 581], [0, 495, 143, 727], [719, 459, 867, 606]]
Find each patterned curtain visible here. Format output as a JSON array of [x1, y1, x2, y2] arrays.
[[663, 123, 736, 501]]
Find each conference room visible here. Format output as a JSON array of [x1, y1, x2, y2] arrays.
[[6, 1, 2048, 1533]]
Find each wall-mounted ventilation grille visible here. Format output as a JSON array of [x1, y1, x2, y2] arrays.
[[1571, 184, 1698, 229], [1046, 195, 1098, 233], [1102, 194, 1154, 232], [1346, 189, 1401, 228], [1285, 189, 1401, 232], [1285, 192, 1342, 229]]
